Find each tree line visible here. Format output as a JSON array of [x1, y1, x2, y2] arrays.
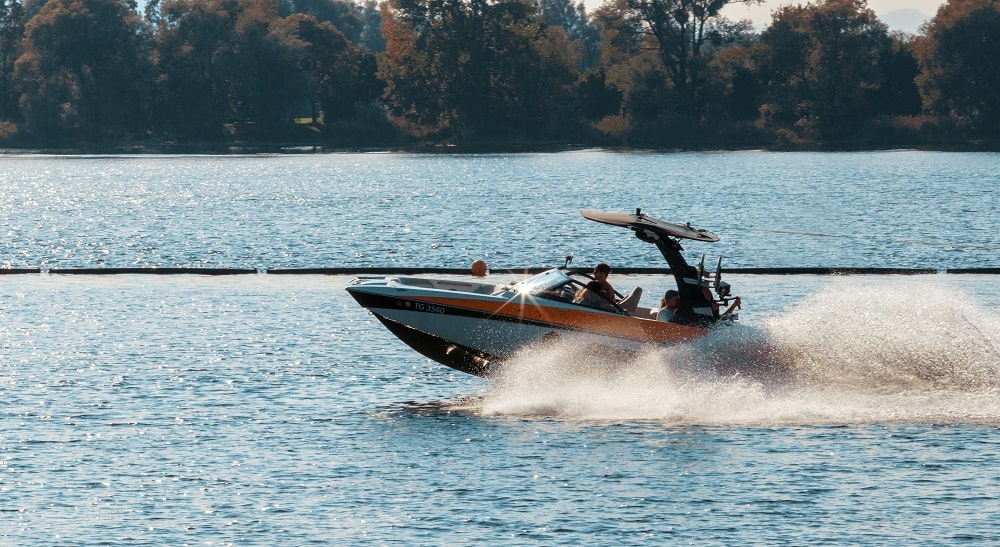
[[0, 0, 997, 149]]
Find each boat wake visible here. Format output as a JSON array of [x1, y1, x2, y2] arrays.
[[463, 278, 1000, 425]]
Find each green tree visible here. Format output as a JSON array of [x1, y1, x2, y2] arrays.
[[379, 0, 579, 140], [914, 0, 1000, 136], [619, 0, 759, 109], [269, 12, 380, 124], [576, 68, 622, 120], [279, 0, 364, 44], [875, 31, 921, 116], [755, 0, 893, 140], [153, 0, 241, 139], [586, 1, 658, 141], [589, 0, 758, 144], [704, 25, 763, 121], [154, 0, 381, 140], [0, 0, 25, 122], [228, 0, 300, 135], [154, 0, 299, 140], [14, 0, 150, 144]]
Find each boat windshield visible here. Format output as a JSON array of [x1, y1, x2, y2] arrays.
[[501, 268, 622, 310], [515, 269, 575, 295]]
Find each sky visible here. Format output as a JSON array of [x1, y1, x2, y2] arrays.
[[576, 0, 947, 33], [721, 0, 946, 30]]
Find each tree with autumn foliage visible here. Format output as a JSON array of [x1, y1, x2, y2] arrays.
[[0, 0, 997, 149]]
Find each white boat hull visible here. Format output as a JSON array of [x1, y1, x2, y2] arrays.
[[346, 274, 707, 376]]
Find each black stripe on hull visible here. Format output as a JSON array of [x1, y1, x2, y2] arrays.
[[347, 287, 538, 324], [374, 314, 497, 377]]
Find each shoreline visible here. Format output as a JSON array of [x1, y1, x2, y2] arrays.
[[3, 140, 1000, 155]]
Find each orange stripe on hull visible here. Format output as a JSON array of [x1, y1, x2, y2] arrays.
[[417, 294, 707, 345]]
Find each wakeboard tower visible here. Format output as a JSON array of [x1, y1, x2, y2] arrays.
[[581, 208, 738, 325]]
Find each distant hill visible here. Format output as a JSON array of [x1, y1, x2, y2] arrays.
[[882, 8, 930, 34]]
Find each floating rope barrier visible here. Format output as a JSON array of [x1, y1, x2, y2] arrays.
[[945, 268, 1000, 274], [46, 267, 258, 275]]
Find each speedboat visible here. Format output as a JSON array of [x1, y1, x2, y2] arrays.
[[345, 209, 741, 377]]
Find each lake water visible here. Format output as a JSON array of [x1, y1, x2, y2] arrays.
[[2, 149, 998, 270], [1, 150, 999, 544]]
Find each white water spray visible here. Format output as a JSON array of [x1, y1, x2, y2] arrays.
[[470, 277, 1000, 424]]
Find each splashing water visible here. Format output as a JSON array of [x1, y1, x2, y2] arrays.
[[470, 278, 1000, 425], [770, 278, 1000, 390]]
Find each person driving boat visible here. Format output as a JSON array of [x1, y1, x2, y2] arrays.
[[592, 263, 615, 302], [574, 280, 617, 311], [570, 263, 643, 314]]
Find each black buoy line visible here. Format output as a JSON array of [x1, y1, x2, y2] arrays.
[[0, 266, 997, 276]]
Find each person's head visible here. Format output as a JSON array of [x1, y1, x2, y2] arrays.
[[662, 289, 680, 309], [717, 281, 731, 297], [594, 263, 611, 279]]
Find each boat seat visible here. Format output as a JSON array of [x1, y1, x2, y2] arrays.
[[618, 287, 642, 314]]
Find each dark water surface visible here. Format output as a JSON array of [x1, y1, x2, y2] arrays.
[[1, 151, 999, 544]]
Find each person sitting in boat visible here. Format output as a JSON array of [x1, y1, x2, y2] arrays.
[[574, 281, 616, 311], [583, 262, 644, 313], [656, 289, 680, 322], [592, 263, 615, 302], [716, 281, 742, 316]]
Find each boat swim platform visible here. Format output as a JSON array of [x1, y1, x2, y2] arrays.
[[1, 266, 998, 276]]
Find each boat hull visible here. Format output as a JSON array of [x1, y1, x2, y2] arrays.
[[374, 315, 495, 376], [346, 276, 709, 377]]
